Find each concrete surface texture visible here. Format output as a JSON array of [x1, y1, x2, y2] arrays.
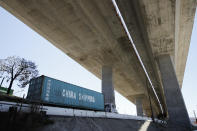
[[0, 111, 193, 131], [102, 65, 116, 111], [135, 95, 144, 116], [157, 55, 191, 130], [0, 0, 196, 117], [35, 116, 165, 131], [0, 112, 163, 131]]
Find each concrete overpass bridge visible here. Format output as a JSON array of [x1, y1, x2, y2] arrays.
[[0, 0, 196, 129]]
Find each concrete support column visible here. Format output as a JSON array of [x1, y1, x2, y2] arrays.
[[157, 55, 191, 130], [144, 109, 152, 117], [135, 97, 143, 116], [102, 65, 116, 112]]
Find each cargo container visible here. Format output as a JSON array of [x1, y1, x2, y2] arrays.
[[27, 75, 104, 111]]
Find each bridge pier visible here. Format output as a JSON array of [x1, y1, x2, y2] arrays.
[[135, 95, 143, 116], [157, 55, 191, 130], [102, 65, 116, 112]]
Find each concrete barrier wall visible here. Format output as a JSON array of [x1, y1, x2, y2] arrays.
[[45, 106, 152, 121], [0, 101, 152, 121]]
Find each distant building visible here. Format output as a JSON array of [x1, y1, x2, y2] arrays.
[[0, 86, 14, 95]]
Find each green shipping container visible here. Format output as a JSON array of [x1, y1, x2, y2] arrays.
[[27, 75, 104, 111]]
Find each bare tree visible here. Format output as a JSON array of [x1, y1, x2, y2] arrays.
[[0, 56, 38, 94]]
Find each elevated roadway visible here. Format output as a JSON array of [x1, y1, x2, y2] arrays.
[[0, 0, 196, 128]]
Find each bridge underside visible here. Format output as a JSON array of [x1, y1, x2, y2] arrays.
[[0, 0, 196, 118]]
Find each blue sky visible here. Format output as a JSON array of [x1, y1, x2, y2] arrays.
[[0, 6, 196, 117]]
